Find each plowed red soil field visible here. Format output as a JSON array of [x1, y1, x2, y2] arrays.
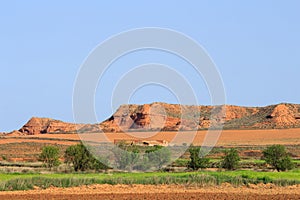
[[0, 184, 300, 200], [2, 128, 300, 146]]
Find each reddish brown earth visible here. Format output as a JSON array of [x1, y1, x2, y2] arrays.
[[0, 138, 77, 145], [6, 103, 300, 135], [0, 184, 300, 200], [2, 128, 300, 146]]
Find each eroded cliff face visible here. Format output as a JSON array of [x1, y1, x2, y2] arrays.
[[254, 104, 300, 129], [100, 103, 197, 132], [7, 103, 300, 135], [99, 103, 300, 132], [269, 104, 299, 126], [17, 117, 83, 135]]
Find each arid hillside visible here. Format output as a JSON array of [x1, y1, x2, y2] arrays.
[[9, 117, 85, 135], [6, 102, 300, 135]]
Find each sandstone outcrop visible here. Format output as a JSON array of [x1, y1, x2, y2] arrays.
[[6, 103, 300, 135], [17, 117, 83, 135], [7, 130, 26, 136], [254, 104, 300, 129]]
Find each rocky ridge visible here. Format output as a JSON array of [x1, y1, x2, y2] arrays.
[[5, 103, 300, 135]]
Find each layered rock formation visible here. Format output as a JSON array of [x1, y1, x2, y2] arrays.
[[17, 117, 84, 135], [99, 102, 300, 132], [100, 103, 201, 132], [6, 102, 300, 135]]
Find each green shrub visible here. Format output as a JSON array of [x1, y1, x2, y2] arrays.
[[262, 145, 294, 171], [39, 146, 60, 170], [64, 143, 108, 172], [221, 148, 240, 170], [1, 155, 7, 161], [145, 146, 171, 170], [188, 147, 210, 170], [112, 146, 140, 171]]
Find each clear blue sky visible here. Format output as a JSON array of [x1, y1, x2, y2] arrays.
[[1, 1, 300, 132]]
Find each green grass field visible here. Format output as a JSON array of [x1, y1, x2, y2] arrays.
[[2, 170, 299, 181], [0, 170, 299, 191]]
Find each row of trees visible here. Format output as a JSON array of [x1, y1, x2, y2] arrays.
[[39, 143, 295, 172], [188, 147, 240, 170], [188, 144, 294, 171], [39, 143, 171, 172], [112, 143, 171, 171]]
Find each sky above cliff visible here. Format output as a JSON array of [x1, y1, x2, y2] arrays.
[[1, 1, 300, 131]]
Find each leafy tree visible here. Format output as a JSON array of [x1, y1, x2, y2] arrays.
[[113, 144, 171, 171], [146, 146, 171, 169], [39, 146, 60, 170], [262, 145, 294, 171], [188, 147, 210, 170], [64, 143, 108, 171], [64, 144, 90, 171], [113, 145, 140, 171], [89, 156, 109, 171], [221, 148, 240, 170]]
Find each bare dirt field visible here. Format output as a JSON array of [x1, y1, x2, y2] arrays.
[[3, 128, 299, 146], [0, 138, 77, 145], [0, 184, 300, 200]]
